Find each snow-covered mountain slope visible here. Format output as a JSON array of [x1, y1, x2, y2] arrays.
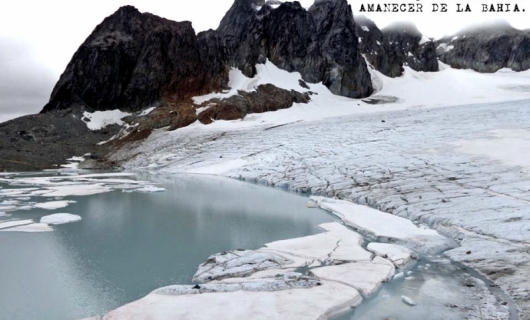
[[110, 64, 530, 317]]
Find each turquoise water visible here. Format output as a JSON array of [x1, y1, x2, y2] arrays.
[[0, 173, 336, 320]]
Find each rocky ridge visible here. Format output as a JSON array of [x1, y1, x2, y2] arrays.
[[436, 21, 530, 72]]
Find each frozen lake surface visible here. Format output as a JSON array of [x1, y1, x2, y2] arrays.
[[0, 173, 335, 320]]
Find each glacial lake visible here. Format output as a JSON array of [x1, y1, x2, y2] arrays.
[[0, 172, 516, 320], [0, 173, 336, 320]]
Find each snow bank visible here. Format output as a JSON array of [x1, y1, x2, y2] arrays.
[[82, 110, 131, 131], [192, 60, 311, 105], [40, 213, 82, 225]]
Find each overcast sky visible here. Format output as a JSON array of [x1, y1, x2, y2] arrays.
[[1, 0, 528, 123]]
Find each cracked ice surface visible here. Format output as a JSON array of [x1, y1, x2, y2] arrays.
[[117, 99, 530, 317], [101, 223, 376, 320], [193, 250, 293, 283], [311, 196, 453, 255], [193, 223, 375, 284]]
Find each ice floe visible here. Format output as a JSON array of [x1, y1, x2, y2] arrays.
[[2, 223, 53, 233], [310, 259, 395, 296], [0, 172, 166, 214], [367, 243, 418, 268], [40, 213, 82, 225], [0, 219, 33, 230], [0, 219, 53, 233], [34, 200, 76, 210], [311, 197, 453, 255], [102, 280, 361, 320]]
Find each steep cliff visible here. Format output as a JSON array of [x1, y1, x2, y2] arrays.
[[41, 6, 229, 114], [355, 15, 403, 77], [211, 0, 373, 98], [382, 21, 439, 73]]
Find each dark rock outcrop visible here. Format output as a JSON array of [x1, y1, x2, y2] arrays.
[[381, 21, 438, 73], [219, 0, 373, 99], [0, 112, 118, 171], [436, 22, 530, 72], [197, 84, 311, 124], [355, 15, 403, 77], [42, 6, 230, 114]]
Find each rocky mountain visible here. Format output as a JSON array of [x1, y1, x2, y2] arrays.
[[355, 17, 438, 77], [218, 0, 373, 98], [381, 22, 438, 73], [42, 5, 229, 114], [1, 0, 529, 171], [354, 15, 403, 77], [42, 0, 372, 117], [436, 21, 530, 72]]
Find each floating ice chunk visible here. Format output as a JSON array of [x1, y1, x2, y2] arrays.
[[393, 272, 405, 280], [2, 223, 53, 233], [38, 184, 111, 197], [310, 261, 395, 296], [0, 200, 19, 205], [0, 219, 33, 230], [367, 243, 417, 268], [193, 250, 293, 283], [131, 185, 166, 193], [0, 205, 17, 212], [40, 213, 82, 225], [310, 197, 453, 255], [34, 200, 76, 210], [82, 110, 131, 131], [102, 280, 362, 320], [306, 200, 319, 208], [0, 212, 6, 217], [402, 295, 417, 306]]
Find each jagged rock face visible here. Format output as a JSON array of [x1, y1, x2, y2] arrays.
[[355, 15, 403, 77], [382, 22, 438, 73], [218, 0, 373, 98], [436, 24, 530, 72], [42, 1, 373, 115], [42, 6, 229, 114]]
